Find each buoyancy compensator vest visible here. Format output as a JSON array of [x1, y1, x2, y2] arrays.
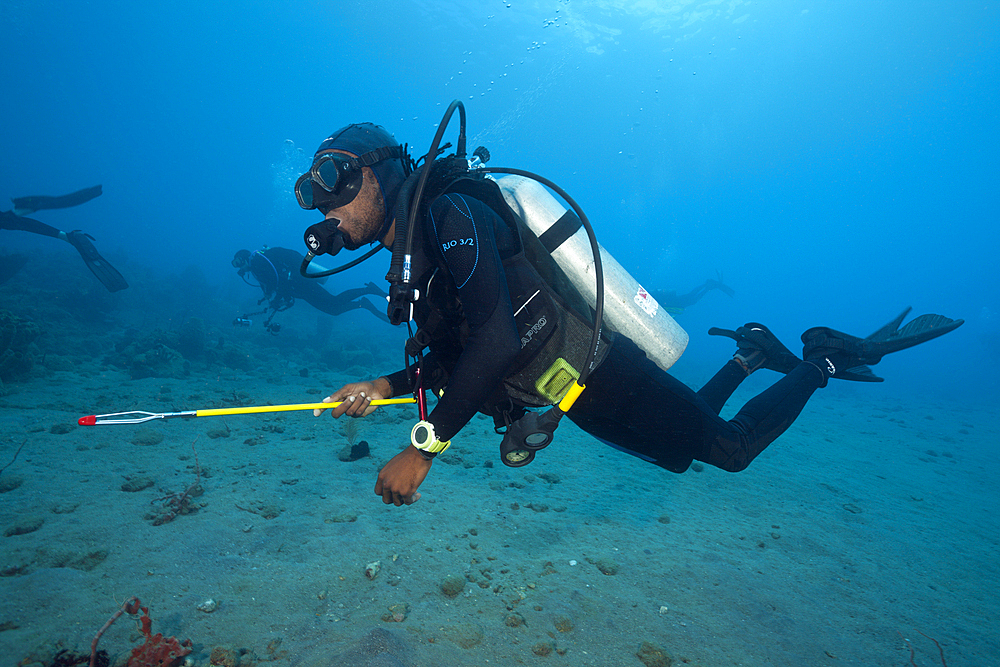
[[404, 174, 616, 410]]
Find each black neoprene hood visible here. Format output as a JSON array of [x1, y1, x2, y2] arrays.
[[314, 123, 407, 238]]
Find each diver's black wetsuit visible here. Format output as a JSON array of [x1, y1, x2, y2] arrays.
[[2, 205, 129, 292], [1, 210, 64, 238], [246, 247, 388, 322], [382, 189, 827, 474], [1, 212, 61, 285]]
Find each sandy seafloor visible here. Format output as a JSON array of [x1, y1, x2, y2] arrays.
[[1, 266, 998, 667]]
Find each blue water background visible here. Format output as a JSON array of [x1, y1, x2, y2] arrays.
[[2, 2, 999, 663], [3, 1, 996, 405]]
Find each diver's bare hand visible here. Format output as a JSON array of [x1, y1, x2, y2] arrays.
[[313, 377, 391, 418], [374, 445, 432, 506]]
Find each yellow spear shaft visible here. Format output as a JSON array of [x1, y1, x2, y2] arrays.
[[79, 397, 417, 425]]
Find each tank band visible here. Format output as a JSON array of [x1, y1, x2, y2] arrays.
[[537, 210, 582, 254]]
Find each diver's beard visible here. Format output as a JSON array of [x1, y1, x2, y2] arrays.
[[341, 217, 383, 251], [341, 230, 364, 251]]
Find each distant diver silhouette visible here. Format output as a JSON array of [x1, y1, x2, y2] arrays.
[[650, 273, 735, 314], [1, 185, 128, 292]]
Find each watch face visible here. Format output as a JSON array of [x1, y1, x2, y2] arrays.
[[413, 423, 432, 446]]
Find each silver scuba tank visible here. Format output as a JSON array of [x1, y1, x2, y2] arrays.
[[493, 174, 688, 373]]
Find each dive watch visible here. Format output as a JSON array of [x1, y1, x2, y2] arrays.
[[410, 420, 451, 455]]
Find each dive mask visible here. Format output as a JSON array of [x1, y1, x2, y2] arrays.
[[231, 249, 251, 273], [295, 145, 406, 213]]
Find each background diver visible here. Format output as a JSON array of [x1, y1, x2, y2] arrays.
[[649, 273, 735, 314], [0, 185, 128, 291], [232, 246, 390, 332], [292, 121, 963, 507]]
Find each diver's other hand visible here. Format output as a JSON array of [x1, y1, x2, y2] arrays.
[[375, 445, 432, 506], [313, 377, 391, 418]]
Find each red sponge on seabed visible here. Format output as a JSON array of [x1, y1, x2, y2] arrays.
[[127, 606, 193, 667]]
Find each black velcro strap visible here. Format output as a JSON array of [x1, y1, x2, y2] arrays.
[[537, 210, 582, 254], [354, 145, 403, 168]]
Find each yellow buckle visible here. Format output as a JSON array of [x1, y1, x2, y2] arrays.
[[534, 357, 580, 404]]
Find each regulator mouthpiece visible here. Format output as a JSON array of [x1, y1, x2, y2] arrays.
[[303, 218, 346, 257]]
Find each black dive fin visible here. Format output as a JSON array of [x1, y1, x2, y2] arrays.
[[708, 279, 736, 298], [827, 307, 912, 381], [11, 185, 102, 216], [709, 272, 736, 298], [886, 313, 961, 342], [802, 307, 964, 382], [709, 322, 800, 374], [860, 307, 965, 355], [66, 230, 129, 292], [835, 364, 883, 383], [864, 306, 912, 343]]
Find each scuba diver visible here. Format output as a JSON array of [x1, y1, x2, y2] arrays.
[[1, 185, 128, 291], [232, 246, 389, 333], [649, 273, 735, 314], [294, 107, 963, 507]]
